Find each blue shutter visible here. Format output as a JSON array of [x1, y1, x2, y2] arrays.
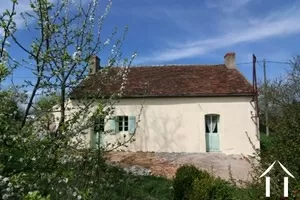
[[95, 132, 100, 149], [91, 132, 96, 148], [128, 116, 136, 134], [108, 117, 117, 134]]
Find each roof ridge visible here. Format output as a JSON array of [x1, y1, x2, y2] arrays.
[[129, 64, 225, 68]]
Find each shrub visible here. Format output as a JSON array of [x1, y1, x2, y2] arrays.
[[260, 133, 274, 153], [173, 165, 210, 200], [189, 176, 233, 200], [24, 191, 50, 200]]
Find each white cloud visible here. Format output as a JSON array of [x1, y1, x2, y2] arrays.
[[135, 4, 300, 64], [0, 0, 91, 34], [205, 0, 252, 14], [0, 1, 32, 33]]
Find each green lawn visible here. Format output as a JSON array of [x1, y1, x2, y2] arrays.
[[99, 166, 173, 200]]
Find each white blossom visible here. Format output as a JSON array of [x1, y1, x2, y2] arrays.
[[3, 177, 9, 183], [104, 39, 110, 45], [132, 53, 137, 59], [72, 47, 82, 60], [64, 178, 68, 183], [2, 194, 9, 200], [5, 40, 10, 46]]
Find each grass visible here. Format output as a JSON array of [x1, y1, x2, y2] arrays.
[[99, 165, 173, 199], [122, 175, 173, 199], [102, 175, 173, 200]]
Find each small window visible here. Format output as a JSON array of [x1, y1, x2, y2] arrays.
[[94, 115, 105, 133], [205, 114, 219, 133], [117, 116, 128, 132]]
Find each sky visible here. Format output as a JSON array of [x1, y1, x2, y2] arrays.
[[2, 0, 300, 88]]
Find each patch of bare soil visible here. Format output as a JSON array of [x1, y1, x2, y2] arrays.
[[104, 151, 253, 182], [105, 151, 178, 179]]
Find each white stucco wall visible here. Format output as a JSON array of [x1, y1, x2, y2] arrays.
[[53, 96, 260, 156], [55, 96, 259, 156]]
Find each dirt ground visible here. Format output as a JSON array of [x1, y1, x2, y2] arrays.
[[105, 151, 254, 183]]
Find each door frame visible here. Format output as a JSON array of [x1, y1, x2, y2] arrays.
[[204, 114, 220, 152]]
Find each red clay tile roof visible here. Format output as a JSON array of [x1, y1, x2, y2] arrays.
[[70, 64, 253, 99]]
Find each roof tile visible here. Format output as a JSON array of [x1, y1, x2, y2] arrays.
[[70, 64, 253, 98]]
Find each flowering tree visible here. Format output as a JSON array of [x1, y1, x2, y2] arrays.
[[0, 0, 140, 199]]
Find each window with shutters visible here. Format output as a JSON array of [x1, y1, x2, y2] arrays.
[[117, 116, 128, 132]]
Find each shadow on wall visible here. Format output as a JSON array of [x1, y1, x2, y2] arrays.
[[116, 98, 201, 153], [104, 96, 254, 153], [148, 110, 183, 152], [120, 100, 186, 153]]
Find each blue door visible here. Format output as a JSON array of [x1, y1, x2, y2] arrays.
[[205, 115, 220, 152]]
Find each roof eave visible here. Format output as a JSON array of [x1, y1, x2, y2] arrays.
[[69, 93, 254, 100]]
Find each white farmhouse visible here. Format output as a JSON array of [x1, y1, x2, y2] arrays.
[[66, 52, 260, 156]]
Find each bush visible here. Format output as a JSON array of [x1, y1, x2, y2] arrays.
[[173, 165, 210, 200], [260, 133, 274, 153], [189, 176, 233, 200], [24, 191, 50, 200]]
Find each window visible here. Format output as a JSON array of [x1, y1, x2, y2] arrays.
[[94, 116, 105, 133], [117, 116, 128, 132], [205, 114, 219, 133]]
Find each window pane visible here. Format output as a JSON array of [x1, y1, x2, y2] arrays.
[[99, 122, 104, 132], [125, 116, 128, 122], [118, 116, 123, 122], [118, 121, 123, 131], [118, 120, 123, 126], [118, 117, 122, 131], [124, 126, 128, 131], [94, 121, 99, 132], [205, 115, 219, 133], [211, 115, 218, 133], [213, 123, 218, 133], [205, 123, 209, 133], [205, 115, 211, 133]]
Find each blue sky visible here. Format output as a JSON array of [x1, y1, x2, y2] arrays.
[[2, 0, 300, 87]]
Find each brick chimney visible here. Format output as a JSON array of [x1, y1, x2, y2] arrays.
[[224, 52, 236, 69], [89, 55, 100, 75]]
